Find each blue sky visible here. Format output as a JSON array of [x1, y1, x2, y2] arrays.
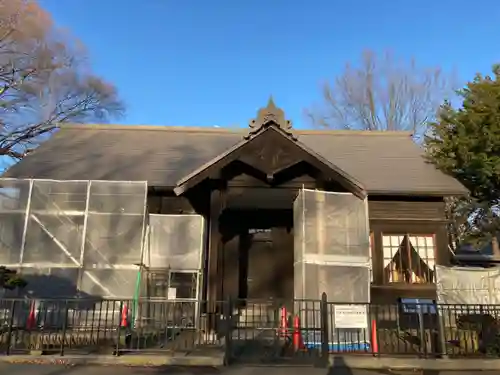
[[40, 0, 500, 130]]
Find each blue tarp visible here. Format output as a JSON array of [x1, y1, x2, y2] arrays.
[[303, 341, 371, 352]]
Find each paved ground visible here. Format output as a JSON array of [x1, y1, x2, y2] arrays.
[[0, 364, 495, 375]]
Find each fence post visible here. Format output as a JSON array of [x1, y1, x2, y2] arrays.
[[436, 304, 448, 359], [320, 292, 329, 367], [5, 300, 16, 355], [223, 296, 233, 365], [60, 300, 69, 356], [115, 301, 123, 356], [417, 303, 426, 356]]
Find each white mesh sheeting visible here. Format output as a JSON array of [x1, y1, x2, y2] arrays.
[[80, 269, 139, 298], [0, 179, 30, 264], [296, 189, 370, 264], [84, 214, 144, 266], [83, 181, 147, 267], [436, 265, 500, 305], [0, 178, 148, 299], [79, 181, 147, 298], [146, 214, 204, 270], [293, 189, 370, 302], [23, 180, 87, 265]]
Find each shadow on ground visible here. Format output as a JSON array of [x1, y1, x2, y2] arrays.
[[327, 357, 451, 375], [0, 363, 488, 375], [0, 364, 223, 375]]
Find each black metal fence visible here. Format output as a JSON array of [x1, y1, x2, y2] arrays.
[[1, 295, 500, 362]]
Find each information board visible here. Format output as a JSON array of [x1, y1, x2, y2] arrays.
[[334, 305, 368, 328]]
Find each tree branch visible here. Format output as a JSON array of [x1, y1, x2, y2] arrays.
[[306, 50, 457, 139]]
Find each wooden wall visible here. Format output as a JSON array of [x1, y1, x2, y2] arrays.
[[147, 195, 196, 214], [368, 198, 448, 304], [146, 188, 449, 305], [368, 200, 446, 221]]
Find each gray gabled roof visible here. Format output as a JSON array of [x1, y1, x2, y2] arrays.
[[2, 124, 468, 196]]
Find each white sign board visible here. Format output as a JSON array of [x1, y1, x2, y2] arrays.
[[334, 305, 368, 329], [167, 287, 177, 300]]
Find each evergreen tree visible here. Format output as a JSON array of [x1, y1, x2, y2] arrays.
[[426, 65, 500, 252]]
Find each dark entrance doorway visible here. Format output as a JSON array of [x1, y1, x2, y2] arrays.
[[244, 226, 294, 300], [246, 228, 274, 299], [220, 208, 293, 301]]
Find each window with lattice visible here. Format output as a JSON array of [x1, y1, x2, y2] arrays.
[[381, 234, 435, 284]]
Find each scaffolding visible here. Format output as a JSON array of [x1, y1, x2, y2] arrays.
[[141, 214, 205, 328], [0, 178, 148, 299], [293, 188, 371, 346], [145, 213, 204, 299], [0, 178, 30, 265]]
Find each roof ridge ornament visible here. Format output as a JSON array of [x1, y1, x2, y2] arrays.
[[246, 96, 295, 140]]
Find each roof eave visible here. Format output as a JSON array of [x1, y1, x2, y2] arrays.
[[366, 189, 469, 197]]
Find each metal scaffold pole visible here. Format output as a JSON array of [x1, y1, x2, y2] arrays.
[[19, 179, 33, 264], [77, 180, 92, 290]]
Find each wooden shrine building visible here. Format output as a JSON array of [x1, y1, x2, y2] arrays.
[[2, 99, 468, 304]]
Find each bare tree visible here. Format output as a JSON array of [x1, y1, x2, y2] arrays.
[[0, 0, 124, 162], [306, 50, 456, 139]]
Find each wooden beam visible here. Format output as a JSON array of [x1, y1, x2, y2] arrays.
[[371, 229, 384, 285]]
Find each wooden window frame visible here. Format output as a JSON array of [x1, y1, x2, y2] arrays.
[[380, 233, 436, 285]]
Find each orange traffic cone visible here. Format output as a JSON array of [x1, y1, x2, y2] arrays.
[[26, 300, 36, 330], [120, 303, 128, 327], [293, 315, 304, 351], [371, 319, 379, 354], [279, 307, 288, 337]]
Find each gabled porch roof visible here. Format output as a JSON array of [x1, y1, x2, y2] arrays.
[[173, 99, 366, 199]]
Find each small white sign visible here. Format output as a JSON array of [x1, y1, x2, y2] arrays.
[[167, 287, 177, 300], [334, 305, 368, 329]]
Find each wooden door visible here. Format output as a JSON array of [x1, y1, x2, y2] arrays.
[[247, 229, 275, 299]]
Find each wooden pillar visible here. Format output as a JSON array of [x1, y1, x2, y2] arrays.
[[222, 231, 239, 301], [371, 226, 384, 285], [207, 186, 226, 307], [435, 222, 450, 267]]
